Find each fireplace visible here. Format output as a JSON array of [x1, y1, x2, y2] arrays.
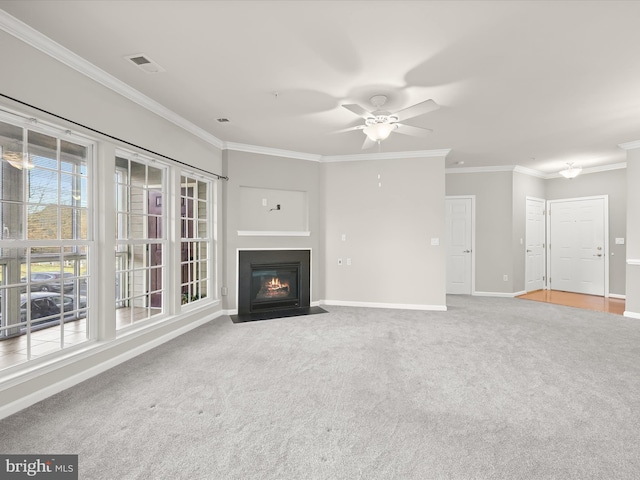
[[234, 249, 322, 322]]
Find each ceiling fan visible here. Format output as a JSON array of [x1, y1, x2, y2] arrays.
[[340, 95, 439, 149]]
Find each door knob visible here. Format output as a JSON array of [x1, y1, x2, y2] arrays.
[[593, 254, 602, 257], [463, 250, 471, 253], [526, 249, 532, 253]]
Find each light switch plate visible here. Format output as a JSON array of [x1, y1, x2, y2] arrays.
[[615, 238, 625, 245]]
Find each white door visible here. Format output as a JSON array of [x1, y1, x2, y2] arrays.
[[525, 198, 546, 292], [445, 197, 473, 294], [549, 197, 606, 295]]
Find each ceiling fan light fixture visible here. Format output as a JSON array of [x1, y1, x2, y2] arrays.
[[0, 145, 33, 170], [363, 123, 396, 142], [559, 162, 582, 179]]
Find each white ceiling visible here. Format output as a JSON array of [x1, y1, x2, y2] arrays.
[[2, 0, 640, 173]]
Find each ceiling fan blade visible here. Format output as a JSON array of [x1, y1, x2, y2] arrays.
[[342, 104, 374, 119], [394, 99, 439, 122], [362, 136, 376, 149], [394, 123, 434, 137], [333, 125, 365, 134]]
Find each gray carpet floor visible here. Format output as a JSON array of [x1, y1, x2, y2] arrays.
[[1, 295, 639, 479]]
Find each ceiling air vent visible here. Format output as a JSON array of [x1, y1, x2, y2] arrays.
[[124, 54, 165, 74]]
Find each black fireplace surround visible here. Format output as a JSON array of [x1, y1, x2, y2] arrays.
[[235, 249, 314, 322]]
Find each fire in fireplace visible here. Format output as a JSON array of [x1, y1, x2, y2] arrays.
[[251, 264, 299, 310]]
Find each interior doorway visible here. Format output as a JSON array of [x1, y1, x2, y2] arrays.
[[445, 196, 474, 294], [525, 197, 546, 292], [548, 196, 608, 296]]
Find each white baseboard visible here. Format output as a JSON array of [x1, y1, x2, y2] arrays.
[[321, 300, 447, 311], [624, 311, 640, 320], [0, 310, 225, 421], [609, 293, 626, 299], [473, 291, 526, 298]]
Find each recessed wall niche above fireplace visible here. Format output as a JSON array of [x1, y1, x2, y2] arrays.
[[233, 249, 325, 323]]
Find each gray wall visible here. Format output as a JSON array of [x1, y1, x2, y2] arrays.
[[625, 150, 640, 315], [546, 168, 627, 296], [447, 168, 627, 296], [323, 156, 446, 307], [446, 171, 514, 293], [222, 150, 322, 310]]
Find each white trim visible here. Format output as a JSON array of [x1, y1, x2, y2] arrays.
[[237, 230, 311, 237], [446, 163, 626, 179], [609, 293, 626, 299], [223, 142, 321, 162], [618, 140, 640, 150], [321, 300, 447, 311], [323, 149, 451, 163], [473, 291, 526, 298], [627, 259, 640, 265], [0, 10, 225, 150], [545, 162, 627, 179], [514, 166, 547, 179], [446, 165, 520, 174], [0, 308, 224, 420], [623, 311, 640, 320]]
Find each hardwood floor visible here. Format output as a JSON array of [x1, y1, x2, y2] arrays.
[[0, 307, 161, 370], [517, 289, 625, 315]]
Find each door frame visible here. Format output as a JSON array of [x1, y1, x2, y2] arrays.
[[546, 195, 609, 297], [445, 195, 476, 295], [525, 196, 547, 292]]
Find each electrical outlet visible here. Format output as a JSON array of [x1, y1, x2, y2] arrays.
[[503, 275, 508, 281], [262, 198, 267, 207], [346, 258, 352, 266]]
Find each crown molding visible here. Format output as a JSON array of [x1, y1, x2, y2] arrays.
[[545, 162, 627, 179], [0, 10, 224, 150], [447, 162, 626, 179], [445, 165, 519, 174], [322, 148, 451, 163], [513, 165, 547, 178], [224, 143, 451, 163], [223, 142, 322, 162], [618, 140, 640, 150]]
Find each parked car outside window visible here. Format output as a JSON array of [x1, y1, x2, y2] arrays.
[[20, 272, 75, 293]]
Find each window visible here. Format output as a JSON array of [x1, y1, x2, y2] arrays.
[[115, 153, 166, 328], [180, 174, 212, 305], [0, 117, 92, 369]]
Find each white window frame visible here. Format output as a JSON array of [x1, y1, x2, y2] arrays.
[[179, 171, 216, 309], [114, 149, 169, 331], [0, 108, 96, 367]]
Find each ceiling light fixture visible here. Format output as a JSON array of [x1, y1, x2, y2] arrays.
[[363, 120, 397, 142], [559, 162, 582, 179], [0, 145, 34, 170]]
